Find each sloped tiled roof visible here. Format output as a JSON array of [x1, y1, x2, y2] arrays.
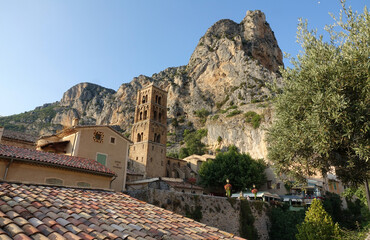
[[0, 183, 244, 240], [164, 181, 203, 191], [2, 129, 37, 143], [0, 144, 115, 176]]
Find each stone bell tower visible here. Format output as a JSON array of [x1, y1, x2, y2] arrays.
[[129, 84, 167, 178]]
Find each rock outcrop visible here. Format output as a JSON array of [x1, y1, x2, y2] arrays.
[[0, 10, 283, 160]]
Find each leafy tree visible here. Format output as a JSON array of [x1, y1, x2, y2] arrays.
[[296, 199, 341, 240], [199, 145, 266, 192], [267, 2, 370, 207], [178, 129, 208, 159]]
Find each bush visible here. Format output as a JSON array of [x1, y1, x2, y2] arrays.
[[296, 199, 341, 240], [245, 111, 262, 129], [216, 95, 229, 109], [226, 110, 242, 117], [269, 207, 305, 240]]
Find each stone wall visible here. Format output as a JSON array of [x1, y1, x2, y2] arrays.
[[127, 189, 271, 239]]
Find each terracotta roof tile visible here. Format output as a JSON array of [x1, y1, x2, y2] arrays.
[[0, 183, 243, 239], [2, 129, 37, 143], [0, 144, 115, 176]]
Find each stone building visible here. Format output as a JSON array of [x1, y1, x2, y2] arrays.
[[0, 144, 115, 189], [129, 84, 168, 178], [36, 121, 131, 192]]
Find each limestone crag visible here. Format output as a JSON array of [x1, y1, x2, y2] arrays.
[[1, 11, 283, 159]]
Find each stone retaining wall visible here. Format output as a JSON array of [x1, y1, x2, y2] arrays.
[[127, 189, 270, 239]]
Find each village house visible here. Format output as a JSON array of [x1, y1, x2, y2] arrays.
[[0, 143, 115, 189], [0, 127, 36, 150], [36, 121, 132, 192]]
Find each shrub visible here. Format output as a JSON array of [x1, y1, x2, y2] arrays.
[[226, 110, 242, 117], [245, 111, 262, 129], [217, 136, 222, 143], [269, 207, 305, 240], [296, 199, 341, 240], [216, 95, 229, 109]]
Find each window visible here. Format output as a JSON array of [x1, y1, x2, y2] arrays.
[[267, 180, 272, 189], [96, 153, 107, 166], [110, 137, 116, 144], [77, 182, 91, 188], [276, 183, 281, 189], [150, 157, 153, 162], [45, 178, 63, 185]]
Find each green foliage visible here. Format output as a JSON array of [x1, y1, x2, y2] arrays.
[[239, 200, 258, 240], [220, 105, 237, 114], [269, 207, 305, 240], [267, 3, 370, 186], [178, 129, 208, 159], [199, 145, 266, 192], [211, 114, 219, 121], [226, 110, 241, 117], [184, 204, 203, 222], [0, 104, 57, 132], [217, 136, 222, 143], [167, 151, 179, 158], [342, 186, 368, 208], [245, 111, 262, 129], [171, 118, 178, 127], [296, 199, 341, 240], [194, 108, 210, 125], [178, 116, 185, 123], [322, 191, 366, 230]]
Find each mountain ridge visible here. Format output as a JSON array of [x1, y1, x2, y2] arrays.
[[0, 10, 283, 160]]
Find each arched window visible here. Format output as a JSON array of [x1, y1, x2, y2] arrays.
[[156, 134, 161, 143], [45, 178, 63, 186], [141, 132, 143, 141], [139, 112, 143, 120], [158, 112, 162, 121], [77, 182, 91, 188], [145, 95, 148, 103], [137, 133, 141, 142], [154, 133, 157, 142], [154, 111, 157, 120], [155, 95, 158, 103], [144, 110, 147, 120], [158, 96, 161, 105], [142, 96, 146, 104]]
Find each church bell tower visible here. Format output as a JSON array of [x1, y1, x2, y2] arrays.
[[129, 84, 167, 178]]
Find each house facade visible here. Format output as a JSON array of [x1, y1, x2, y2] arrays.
[[36, 123, 131, 192], [0, 144, 115, 189]]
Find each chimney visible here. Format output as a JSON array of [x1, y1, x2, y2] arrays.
[[72, 118, 79, 127], [0, 127, 3, 143]]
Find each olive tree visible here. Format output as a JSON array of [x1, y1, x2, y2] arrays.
[[267, 2, 370, 208]]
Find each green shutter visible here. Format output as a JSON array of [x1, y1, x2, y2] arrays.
[[97, 153, 107, 166]]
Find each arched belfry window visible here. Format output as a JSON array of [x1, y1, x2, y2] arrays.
[[155, 95, 158, 103], [141, 132, 143, 141], [154, 133, 157, 142], [158, 96, 161, 105], [137, 133, 141, 142], [156, 134, 161, 143], [158, 112, 162, 122], [144, 110, 147, 120], [154, 111, 157, 120], [142, 96, 146, 104], [139, 112, 143, 120]]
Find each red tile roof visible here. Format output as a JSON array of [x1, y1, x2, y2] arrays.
[[0, 183, 243, 239], [2, 129, 37, 143], [0, 144, 115, 176]]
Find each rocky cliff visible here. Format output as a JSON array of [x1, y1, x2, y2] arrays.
[[0, 10, 282, 160]]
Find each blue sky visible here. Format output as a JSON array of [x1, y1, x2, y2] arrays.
[[0, 0, 367, 116]]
